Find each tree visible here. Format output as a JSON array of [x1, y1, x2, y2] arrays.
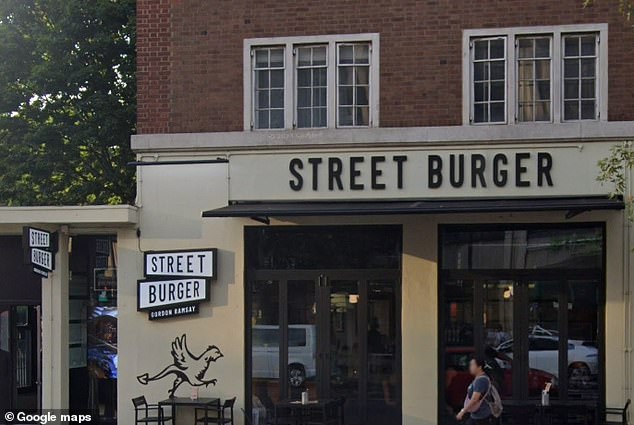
[[0, 0, 135, 206], [598, 141, 634, 221], [584, 0, 633, 21]]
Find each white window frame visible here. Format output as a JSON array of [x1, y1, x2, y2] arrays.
[[244, 33, 380, 131], [462, 24, 607, 125], [470, 36, 508, 125], [515, 35, 554, 123]]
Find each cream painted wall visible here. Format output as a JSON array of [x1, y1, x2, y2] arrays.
[[117, 157, 630, 425]]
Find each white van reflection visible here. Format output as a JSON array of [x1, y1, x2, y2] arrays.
[[252, 325, 317, 387]]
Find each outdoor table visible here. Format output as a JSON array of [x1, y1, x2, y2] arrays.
[[158, 396, 220, 424], [273, 399, 339, 425]]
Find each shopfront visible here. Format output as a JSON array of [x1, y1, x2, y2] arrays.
[[112, 133, 633, 425]]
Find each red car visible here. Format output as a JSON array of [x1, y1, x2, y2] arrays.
[[444, 346, 556, 411]]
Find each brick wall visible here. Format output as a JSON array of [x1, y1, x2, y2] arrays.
[[137, 0, 634, 134]]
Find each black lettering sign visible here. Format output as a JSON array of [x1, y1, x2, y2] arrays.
[[428, 155, 442, 189], [289, 158, 304, 191]]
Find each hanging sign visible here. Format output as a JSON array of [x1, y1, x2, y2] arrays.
[[22, 227, 57, 277], [144, 249, 217, 279]]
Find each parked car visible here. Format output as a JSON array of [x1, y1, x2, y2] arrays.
[[444, 346, 556, 412], [252, 324, 317, 387], [496, 335, 599, 382]]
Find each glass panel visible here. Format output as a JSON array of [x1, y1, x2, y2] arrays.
[[245, 226, 402, 270], [441, 226, 603, 270], [329, 280, 361, 424], [580, 36, 596, 56], [270, 110, 284, 129], [472, 38, 506, 124], [581, 100, 596, 120], [443, 280, 475, 418], [354, 44, 370, 64], [339, 107, 354, 126], [270, 49, 284, 67], [339, 45, 353, 64], [567, 280, 600, 399], [287, 281, 317, 400], [367, 281, 401, 425], [490, 102, 505, 122], [483, 281, 515, 400], [527, 281, 560, 399], [251, 280, 281, 415], [474, 40, 488, 60], [254, 47, 285, 129], [564, 101, 579, 121], [564, 37, 579, 56], [490, 39, 505, 58]]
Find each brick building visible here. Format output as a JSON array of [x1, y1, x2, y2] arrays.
[[121, 1, 634, 425]]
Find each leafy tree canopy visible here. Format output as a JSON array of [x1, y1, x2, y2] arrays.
[[0, 0, 135, 206]]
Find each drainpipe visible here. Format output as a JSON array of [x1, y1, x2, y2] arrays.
[[625, 165, 633, 404]]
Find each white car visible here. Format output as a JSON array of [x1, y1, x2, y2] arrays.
[[496, 335, 599, 379], [252, 324, 317, 387]]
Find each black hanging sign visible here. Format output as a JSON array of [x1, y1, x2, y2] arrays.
[[22, 227, 57, 277]]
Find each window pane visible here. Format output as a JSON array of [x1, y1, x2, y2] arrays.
[[581, 79, 595, 99], [567, 280, 600, 399], [356, 106, 369, 125], [270, 49, 284, 67], [490, 81, 504, 101], [356, 86, 369, 106], [564, 80, 579, 100], [518, 61, 532, 80], [314, 68, 327, 86], [518, 38, 533, 58], [490, 102, 505, 122], [474, 40, 488, 60], [257, 70, 269, 89], [474, 62, 488, 81], [490, 39, 505, 58], [339, 86, 353, 106], [580, 36, 596, 56], [536, 81, 550, 101], [297, 88, 311, 108], [535, 101, 550, 121], [339, 107, 353, 126], [535, 38, 550, 58], [581, 59, 595, 78], [474, 82, 488, 102], [564, 101, 579, 120], [270, 89, 284, 108], [256, 90, 269, 109], [255, 49, 269, 68], [474, 103, 487, 123], [518, 102, 533, 122], [270, 70, 284, 88], [490, 61, 505, 80], [354, 44, 370, 64], [339, 45, 353, 64], [313, 46, 327, 65], [314, 88, 327, 107], [257, 110, 269, 128], [535, 60, 550, 80], [298, 48, 311, 67], [355, 67, 369, 85], [339, 67, 353, 85], [564, 37, 579, 56], [270, 110, 284, 128], [297, 69, 311, 87], [313, 107, 327, 127], [297, 108, 311, 128], [564, 59, 579, 78], [287, 281, 317, 398], [518, 81, 534, 103], [581, 100, 596, 119]]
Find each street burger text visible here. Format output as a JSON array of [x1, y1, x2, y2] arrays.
[[288, 152, 554, 191]]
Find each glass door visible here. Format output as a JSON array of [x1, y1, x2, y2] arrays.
[[0, 305, 12, 411]]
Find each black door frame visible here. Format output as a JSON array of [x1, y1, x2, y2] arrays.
[[245, 268, 402, 424], [437, 223, 606, 424]]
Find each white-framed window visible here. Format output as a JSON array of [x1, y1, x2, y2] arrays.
[[562, 34, 599, 121], [244, 33, 379, 131], [517, 36, 552, 122], [463, 24, 607, 125], [253, 47, 285, 129], [471, 37, 507, 124]]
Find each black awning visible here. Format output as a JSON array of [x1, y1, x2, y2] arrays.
[[202, 196, 623, 218]]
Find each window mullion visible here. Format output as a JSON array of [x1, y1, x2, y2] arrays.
[[284, 44, 293, 129]]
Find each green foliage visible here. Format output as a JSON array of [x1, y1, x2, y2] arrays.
[[584, 0, 633, 22], [0, 0, 136, 205], [597, 141, 634, 221]]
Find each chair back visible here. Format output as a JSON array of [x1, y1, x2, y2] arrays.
[[132, 396, 147, 408], [223, 397, 237, 409]]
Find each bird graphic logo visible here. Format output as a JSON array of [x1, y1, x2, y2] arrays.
[[136, 334, 224, 397]]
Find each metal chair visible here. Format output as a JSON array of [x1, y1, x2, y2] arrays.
[[195, 397, 237, 425], [602, 399, 631, 425], [132, 396, 173, 425]]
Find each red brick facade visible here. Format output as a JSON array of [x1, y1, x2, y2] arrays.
[[136, 0, 634, 134]]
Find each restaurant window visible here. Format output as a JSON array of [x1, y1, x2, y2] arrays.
[[563, 34, 598, 121], [517, 36, 552, 122], [245, 34, 379, 130], [253, 47, 286, 129], [464, 24, 606, 125], [471, 37, 507, 124], [439, 224, 604, 423]]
